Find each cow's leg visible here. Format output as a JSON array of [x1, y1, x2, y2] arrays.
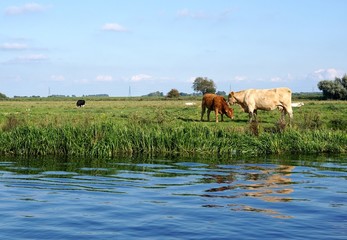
[[253, 110, 258, 122], [248, 112, 253, 123], [248, 108, 256, 122], [207, 109, 211, 122], [281, 110, 285, 121], [289, 111, 293, 125], [215, 109, 219, 123], [279, 104, 293, 125], [278, 111, 285, 125], [201, 106, 206, 121], [285, 106, 293, 125]]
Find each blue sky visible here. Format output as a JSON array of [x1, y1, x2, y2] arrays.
[[1, 0, 346, 97]]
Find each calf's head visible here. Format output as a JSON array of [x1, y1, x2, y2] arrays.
[[226, 107, 234, 120]]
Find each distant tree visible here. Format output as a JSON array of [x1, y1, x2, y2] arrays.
[[192, 77, 216, 95], [0, 92, 8, 99], [146, 91, 163, 97], [167, 89, 180, 98], [318, 74, 347, 100], [83, 94, 109, 97], [179, 92, 189, 96], [216, 91, 226, 96], [336, 74, 347, 89]]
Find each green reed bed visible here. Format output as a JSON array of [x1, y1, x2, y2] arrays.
[[0, 122, 346, 157]]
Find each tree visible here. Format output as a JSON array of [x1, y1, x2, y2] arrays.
[[216, 91, 226, 96], [318, 75, 347, 100], [167, 88, 180, 98], [192, 77, 216, 95], [336, 74, 347, 89], [0, 92, 7, 99], [146, 91, 163, 97]]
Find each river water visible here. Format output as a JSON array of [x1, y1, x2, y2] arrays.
[[0, 155, 346, 239]]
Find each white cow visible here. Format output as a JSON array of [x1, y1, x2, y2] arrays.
[[291, 102, 304, 108], [185, 102, 196, 106], [228, 88, 293, 123]]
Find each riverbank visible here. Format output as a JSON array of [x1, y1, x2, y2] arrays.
[[0, 122, 346, 157]]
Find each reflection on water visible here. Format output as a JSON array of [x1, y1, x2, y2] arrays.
[[0, 155, 346, 239], [203, 165, 295, 218]]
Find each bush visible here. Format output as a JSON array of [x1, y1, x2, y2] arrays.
[[2, 115, 24, 131], [167, 89, 180, 98], [300, 112, 323, 130], [329, 119, 347, 130]]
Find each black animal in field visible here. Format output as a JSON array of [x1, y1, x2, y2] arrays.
[[76, 99, 86, 107]]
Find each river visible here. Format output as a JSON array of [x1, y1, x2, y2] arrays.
[[0, 155, 346, 239]]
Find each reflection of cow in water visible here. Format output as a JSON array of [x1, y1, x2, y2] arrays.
[[204, 164, 295, 218], [76, 99, 86, 107]]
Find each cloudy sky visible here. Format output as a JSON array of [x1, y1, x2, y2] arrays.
[[0, 0, 346, 97]]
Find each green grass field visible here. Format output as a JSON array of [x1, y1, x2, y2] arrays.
[[0, 97, 346, 157]]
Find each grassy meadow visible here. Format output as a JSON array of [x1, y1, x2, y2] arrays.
[[0, 97, 346, 158]]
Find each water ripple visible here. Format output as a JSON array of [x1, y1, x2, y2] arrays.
[[0, 156, 346, 239]]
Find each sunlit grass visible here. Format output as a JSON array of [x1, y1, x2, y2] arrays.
[[0, 98, 346, 157]]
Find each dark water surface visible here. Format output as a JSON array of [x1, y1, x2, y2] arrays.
[[0, 155, 346, 239]]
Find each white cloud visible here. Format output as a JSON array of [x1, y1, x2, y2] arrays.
[[307, 68, 344, 81], [177, 8, 190, 17], [270, 77, 283, 82], [234, 75, 247, 81], [51, 75, 65, 81], [188, 77, 196, 83], [18, 54, 48, 61], [102, 23, 128, 32], [96, 75, 113, 82], [1, 43, 28, 50], [4, 54, 48, 64], [219, 8, 234, 19], [131, 74, 152, 82], [74, 79, 89, 84], [177, 8, 209, 19], [5, 3, 46, 15], [176, 8, 233, 20]]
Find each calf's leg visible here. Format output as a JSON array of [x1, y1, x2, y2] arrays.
[[207, 109, 211, 122], [201, 106, 206, 121], [214, 109, 219, 123]]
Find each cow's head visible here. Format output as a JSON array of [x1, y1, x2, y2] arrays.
[[226, 107, 234, 120], [228, 92, 237, 105]]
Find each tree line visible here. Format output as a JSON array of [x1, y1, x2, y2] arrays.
[[318, 74, 347, 100]]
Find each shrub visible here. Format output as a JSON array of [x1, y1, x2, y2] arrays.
[[301, 112, 323, 130], [2, 115, 24, 131], [329, 119, 347, 130], [167, 89, 180, 98]]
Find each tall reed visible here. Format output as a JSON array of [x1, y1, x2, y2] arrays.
[[0, 121, 346, 157]]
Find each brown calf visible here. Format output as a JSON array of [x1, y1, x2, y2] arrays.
[[201, 93, 234, 123]]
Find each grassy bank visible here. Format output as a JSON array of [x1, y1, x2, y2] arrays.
[[0, 122, 346, 157], [0, 98, 346, 157]]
